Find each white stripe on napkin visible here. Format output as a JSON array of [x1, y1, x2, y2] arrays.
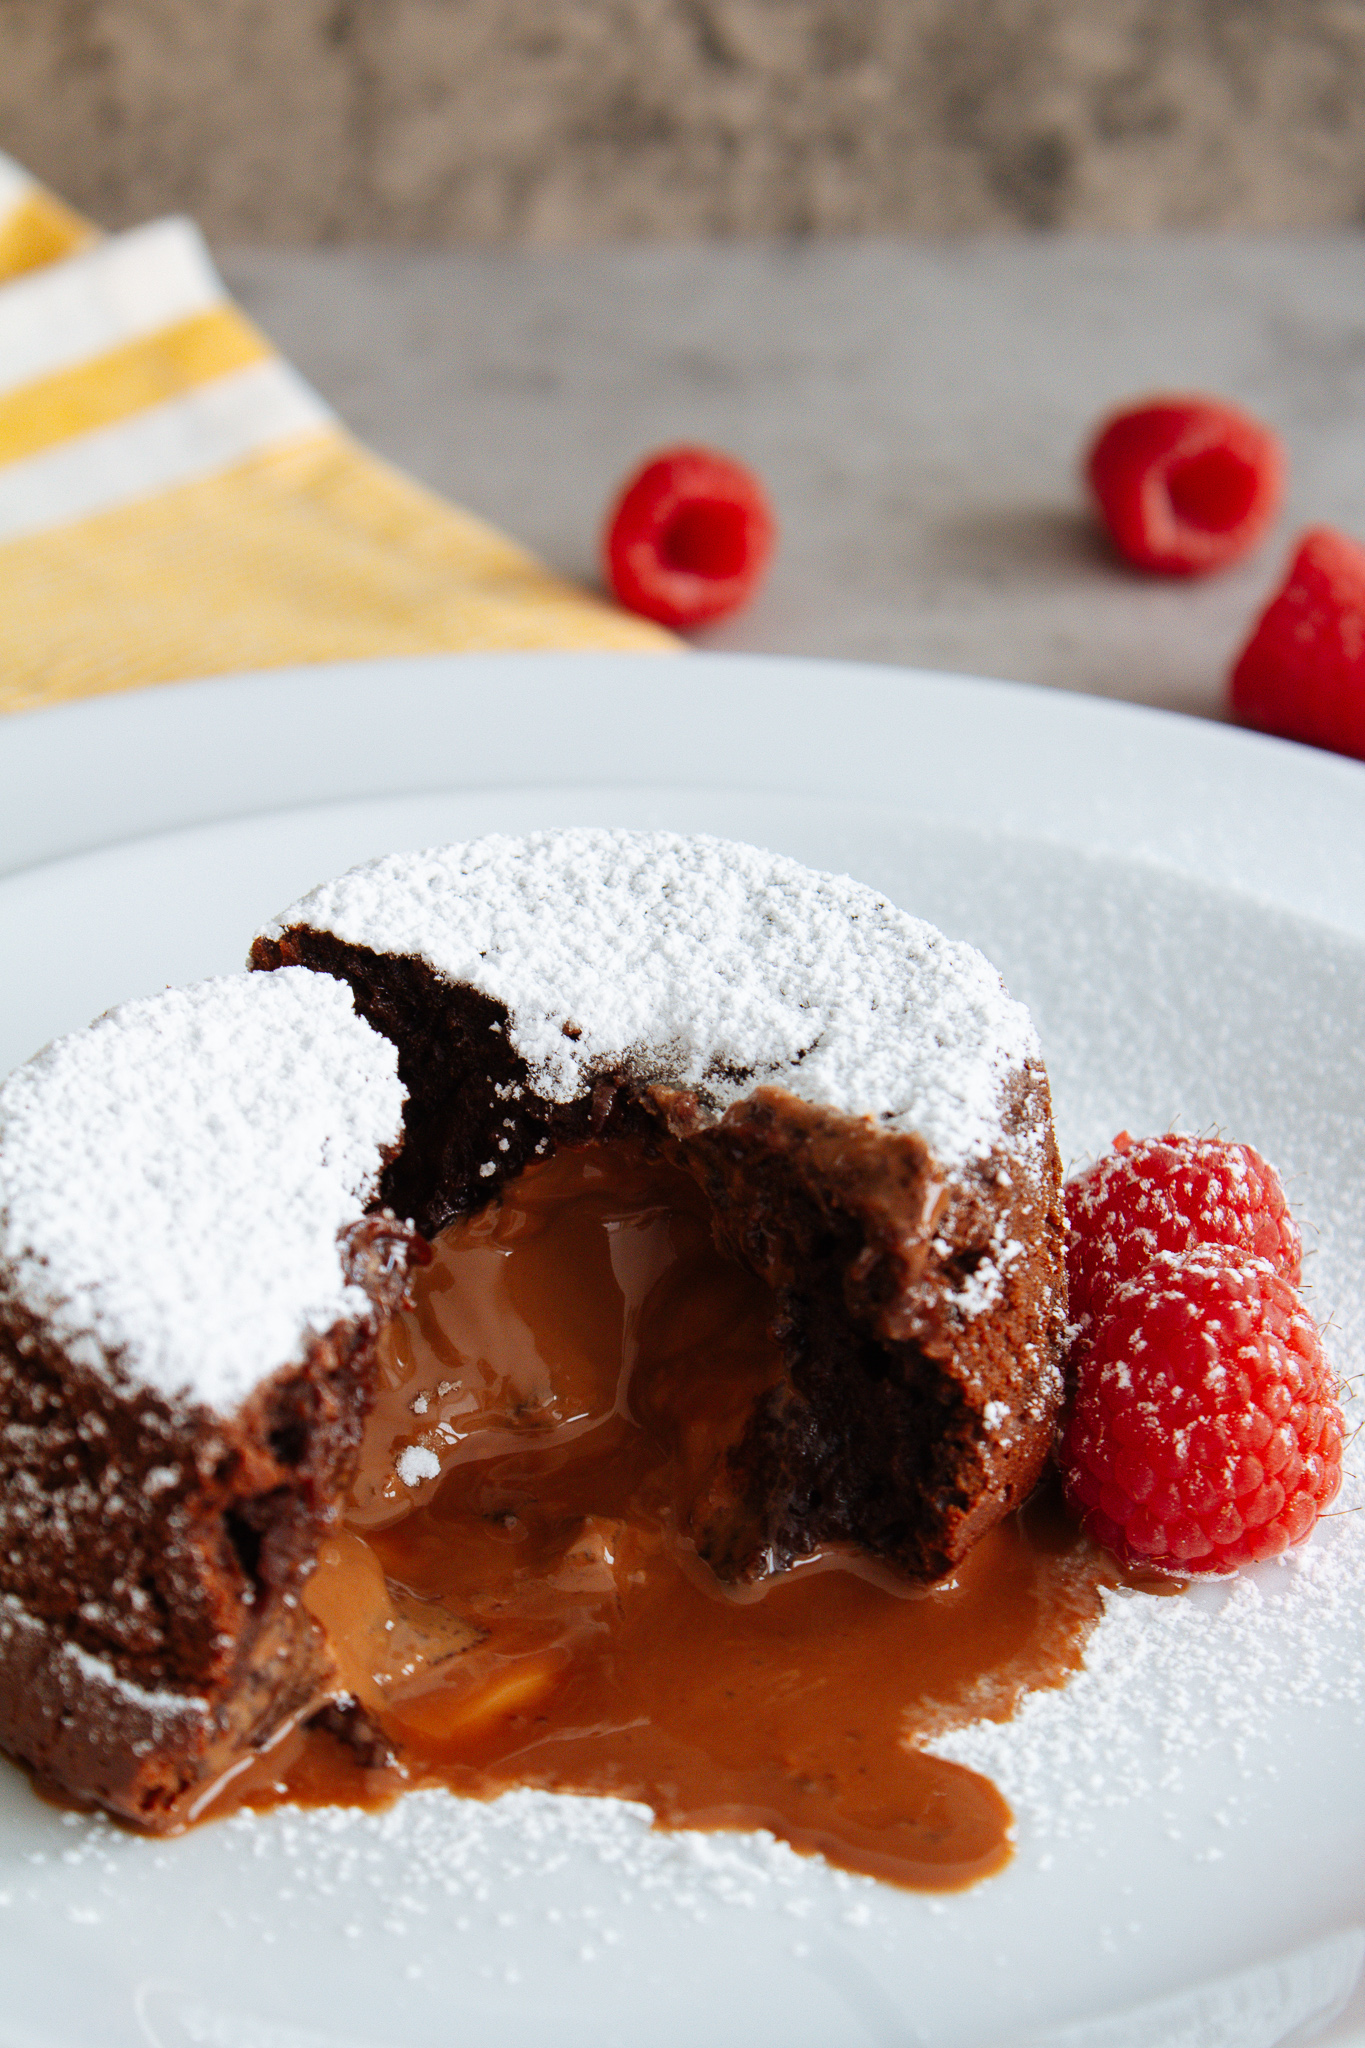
[[0, 359, 334, 540], [0, 219, 224, 396]]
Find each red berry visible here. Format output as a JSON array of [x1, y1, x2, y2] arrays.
[[1059, 1247, 1343, 1575], [1066, 1131, 1301, 1334], [603, 446, 775, 630], [1230, 526, 1365, 762], [1086, 396, 1283, 577]]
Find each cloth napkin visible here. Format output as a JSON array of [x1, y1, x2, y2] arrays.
[[0, 157, 672, 718]]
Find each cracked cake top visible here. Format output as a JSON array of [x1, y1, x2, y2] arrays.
[[261, 830, 1039, 1170]]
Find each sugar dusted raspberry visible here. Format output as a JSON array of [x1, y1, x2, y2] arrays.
[[1086, 396, 1283, 577], [1066, 1131, 1301, 1333], [1230, 526, 1365, 762], [603, 445, 776, 629], [1059, 1247, 1343, 1575]]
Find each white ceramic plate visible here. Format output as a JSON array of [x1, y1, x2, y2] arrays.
[[2, 651, 1365, 2048]]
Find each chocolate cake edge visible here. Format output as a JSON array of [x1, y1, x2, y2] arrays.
[[0, 1219, 418, 1830]]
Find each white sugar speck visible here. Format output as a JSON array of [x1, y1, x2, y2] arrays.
[[397, 1446, 441, 1487]]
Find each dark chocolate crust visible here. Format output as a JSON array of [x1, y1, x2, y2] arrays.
[[0, 1215, 417, 1827], [253, 927, 1066, 1584]]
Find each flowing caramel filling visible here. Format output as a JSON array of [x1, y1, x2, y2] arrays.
[[236, 1140, 1117, 1890]]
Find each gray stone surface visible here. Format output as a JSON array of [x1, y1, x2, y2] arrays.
[[4, 2, 1365, 243], [224, 232, 1365, 718]]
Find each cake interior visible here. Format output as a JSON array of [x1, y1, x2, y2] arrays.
[[224, 1137, 1113, 1891], [252, 922, 1073, 1588]]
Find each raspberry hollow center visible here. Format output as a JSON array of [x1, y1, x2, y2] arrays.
[[1166, 448, 1260, 533], [660, 500, 750, 577]]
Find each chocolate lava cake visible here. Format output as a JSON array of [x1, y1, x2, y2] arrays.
[[0, 830, 1066, 1829], [0, 971, 416, 1826]]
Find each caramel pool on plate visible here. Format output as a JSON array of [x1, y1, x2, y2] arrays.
[[239, 1141, 1114, 1890]]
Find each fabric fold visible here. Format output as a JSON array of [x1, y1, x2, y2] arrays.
[[0, 164, 671, 716]]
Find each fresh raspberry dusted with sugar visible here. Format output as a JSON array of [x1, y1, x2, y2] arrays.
[[1086, 396, 1282, 577], [604, 445, 775, 629], [1230, 526, 1365, 763], [1066, 1130, 1301, 1333], [1059, 1247, 1343, 1574]]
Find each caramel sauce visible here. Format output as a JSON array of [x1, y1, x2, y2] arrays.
[[232, 1142, 1119, 1890]]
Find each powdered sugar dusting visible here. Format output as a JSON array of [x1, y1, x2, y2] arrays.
[[0, 1594, 206, 1724], [0, 971, 405, 1411], [10, 1782, 873, 1961], [219, 1787, 827, 1921], [261, 832, 1039, 1169], [926, 1490, 1365, 1841], [61, 1630, 208, 1720]]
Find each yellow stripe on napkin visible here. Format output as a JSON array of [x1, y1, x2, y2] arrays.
[[0, 435, 673, 713], [0, 155, 98, 281], [0, 306, 270, 466], [0, 196, 673, 714]]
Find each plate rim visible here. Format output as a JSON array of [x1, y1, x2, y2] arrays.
[[1, 650, 1364, 940]]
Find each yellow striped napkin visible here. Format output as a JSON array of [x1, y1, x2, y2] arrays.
[[0, 159, 672, 717]]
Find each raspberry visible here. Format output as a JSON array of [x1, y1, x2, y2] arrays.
[[1066, 1131, 1301, 1334], [1059, 1247, 1343, 1574], [603, 445, 775, 629], [1085, 396, 1283, 577], [1230, 526, 1365, 762]]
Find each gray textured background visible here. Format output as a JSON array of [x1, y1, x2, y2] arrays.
[[4, 0, 1365, 243], [222, 234, 1365, 715]]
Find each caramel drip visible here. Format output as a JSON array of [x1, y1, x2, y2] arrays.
[[231, 1142, 1117, 1890]]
